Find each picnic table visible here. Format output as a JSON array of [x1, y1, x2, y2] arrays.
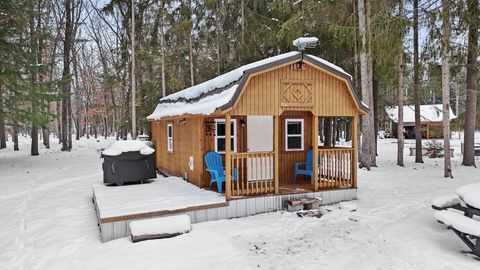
[[432, 183, 480, 257]]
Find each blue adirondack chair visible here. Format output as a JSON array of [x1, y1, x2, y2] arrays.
[[204, 151, 238, 193], [294, 149, 322, 184]]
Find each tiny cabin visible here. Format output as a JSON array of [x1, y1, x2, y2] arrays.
[[148, 51, 368, 200], [385, 104, 457, 139]]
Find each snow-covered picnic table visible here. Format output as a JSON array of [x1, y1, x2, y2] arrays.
[[432, 183, 480, 257], [456, 183, 480, 210]]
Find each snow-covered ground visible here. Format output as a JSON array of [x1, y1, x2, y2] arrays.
[[1, 135, 479, 270]]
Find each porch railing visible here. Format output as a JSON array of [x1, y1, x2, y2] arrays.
[[317, 148, 354, 189], [229, 151, 275, 196]]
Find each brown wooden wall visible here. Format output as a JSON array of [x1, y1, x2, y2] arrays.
[[231, 62, 359, 117], [202, 116, 247, 187], [151, 118, 205, 187], [279, 111, 313, 184]]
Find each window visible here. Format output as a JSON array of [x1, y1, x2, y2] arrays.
[[285, 119, 304, 151], [215, 119, 237, 153], [167, 123, 173, 152]]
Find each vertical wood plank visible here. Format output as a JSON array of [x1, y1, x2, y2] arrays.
[[225, 113, 232, 200], [312, 115, 319, 192], [352, 116, 358, 188], [274, 115, 280, 194]]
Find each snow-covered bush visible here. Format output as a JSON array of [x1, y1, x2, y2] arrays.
[[423, 140, 444, 158]]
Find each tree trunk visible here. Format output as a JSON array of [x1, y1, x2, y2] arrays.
[[188, 0, 194, 86], [462, 0, 478, 167], [42, 126, 50, 148], [413, 0, 423, 163], [366, 0, 376, 166], [442, 0, 452, 178], [13, 125, 19, 151], [57, 101, 62, 143], [397, 0, 405, 167], [61, 0, 72, 151], [0, 84, 6, 149], [30, 2, 39, 156], [160, 0, 166, 97], [358, 0, 371, 170], [346, 120, 352, 142], [131, 0, 137, 140], [319, 119, 324, 143], [324, 118, 332, 147]]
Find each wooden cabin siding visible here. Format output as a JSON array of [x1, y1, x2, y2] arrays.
[[279, 111, 313, 184], [231, 62, 358, 117], [202, 116, 247, 187], [151, 118, 204, 187]]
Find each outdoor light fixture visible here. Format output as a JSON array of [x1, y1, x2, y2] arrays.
[[240, 119, 246, 127]]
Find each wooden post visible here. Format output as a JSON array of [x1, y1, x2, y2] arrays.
[[351, 116, 358, 188], [274, 115, 279, 194], [225, 113, 232, 200], [312, 115, 319, 192]]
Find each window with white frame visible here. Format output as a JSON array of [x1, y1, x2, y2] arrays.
[[167, 123, 173, 152], [285, 119, 304, 151], [215, 119, 237, 153]]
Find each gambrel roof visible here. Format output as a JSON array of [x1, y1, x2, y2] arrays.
[[147, 51, 367, 120]]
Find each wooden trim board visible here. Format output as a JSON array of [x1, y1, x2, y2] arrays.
[[99, 201, 229, 224]]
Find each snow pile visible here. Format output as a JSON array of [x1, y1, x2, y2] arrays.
[[93, 177, 226, 219], [102, 140, 155, 156], [130, 215, 191, 242], [435, 210, 480, 237], [385, 104, 457, 124], [431, 194, 461, 209]]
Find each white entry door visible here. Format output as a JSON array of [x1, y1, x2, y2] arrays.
[[247, 116, 273, 181]]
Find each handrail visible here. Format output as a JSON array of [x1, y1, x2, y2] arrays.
[[229, 151, 275, 196], [317, 148, 354, 189]]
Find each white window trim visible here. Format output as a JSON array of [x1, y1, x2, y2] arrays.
[[214, 119, 237, 153], [167, 123, 173, 152], [285, 119, 304, 151]]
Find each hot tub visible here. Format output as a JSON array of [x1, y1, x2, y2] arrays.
[[101, 140, 157, 185]]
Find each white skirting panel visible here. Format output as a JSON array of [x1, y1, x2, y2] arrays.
[[97, 188, 357, 242]]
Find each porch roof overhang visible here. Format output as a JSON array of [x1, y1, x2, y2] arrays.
[[147, 52, 368, 121]]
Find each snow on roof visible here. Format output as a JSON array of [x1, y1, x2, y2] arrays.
[[385, 104, 457, 124], [147, 84, 237, 120], [147, 51, 352, 120], [102, 140, 155, 156], [160, 51, 299, 102]]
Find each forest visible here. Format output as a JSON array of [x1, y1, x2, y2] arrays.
[[0, 0, 478, 174]]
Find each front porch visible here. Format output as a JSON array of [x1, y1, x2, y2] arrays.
[[218, 113, 359, 200]]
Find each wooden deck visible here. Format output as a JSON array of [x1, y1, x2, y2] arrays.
[[93, 179, 357, 242]]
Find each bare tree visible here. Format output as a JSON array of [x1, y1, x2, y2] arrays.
[[442, 0, 452, 178], [358, 0, 372, 170], [413, 0, 423, 163], [462, 0, 478, 167], [0, 84, 5, 149], [61, 0, 73, 151], [397, 0, 405, 167]]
